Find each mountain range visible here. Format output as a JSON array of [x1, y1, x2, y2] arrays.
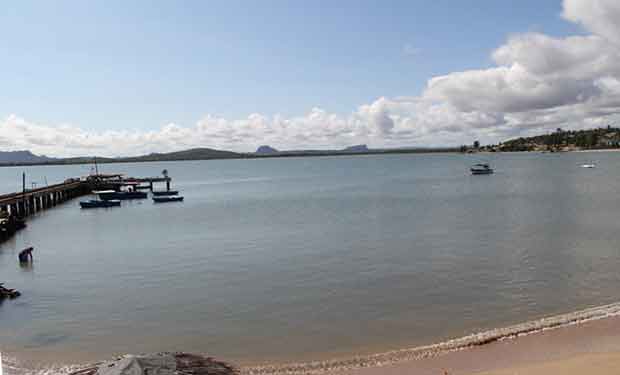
[[0, 144, 456, 166], [0, 150, 56, 164]]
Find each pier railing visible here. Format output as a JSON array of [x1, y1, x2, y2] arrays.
[[0, 180, 91, 218], [0, 174, 172, 242]]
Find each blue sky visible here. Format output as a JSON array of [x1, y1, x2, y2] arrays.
[[1, 1, 578, 130], [1, 0, 617, 156]]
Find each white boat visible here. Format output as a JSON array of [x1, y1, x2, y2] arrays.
[[470, 163, 494, 175], [92, 190, 116, 195], [581, 163, 596, 168]]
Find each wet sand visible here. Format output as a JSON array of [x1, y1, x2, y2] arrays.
[[243, 304, 620, 375], [332, 315, 620, 375], [8, 303, 620, 374], [477, 353, 620, 375]]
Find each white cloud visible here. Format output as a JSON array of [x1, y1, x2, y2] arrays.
[[562, 0, 620, 46], [3, 0, 620, 157]]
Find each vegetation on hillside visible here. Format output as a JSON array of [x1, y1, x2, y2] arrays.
[[460, 126, 620, 153], [494, 126, 620, 152]]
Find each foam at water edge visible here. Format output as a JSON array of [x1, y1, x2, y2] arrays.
[[7, 302, 620, 375], [3, 355, 83, 375], [243, 301, 620, 375], [3, 354, 22, 375]]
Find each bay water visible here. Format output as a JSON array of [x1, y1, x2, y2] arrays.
[[2, 153, 620, 367]]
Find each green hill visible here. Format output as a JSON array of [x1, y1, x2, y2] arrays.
[[489, 126, 620, 152]]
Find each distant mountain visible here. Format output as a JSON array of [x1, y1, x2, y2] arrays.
[[0, 148, 242, 166], [256, 144, 372, 156], [122, 148, 242, 162], [0, 144, 461, 167], [0, 150, 55, 164], [342, 144, 369, 153], [256, 145, 279, 154]]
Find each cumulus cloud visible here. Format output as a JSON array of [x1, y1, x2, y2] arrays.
[[563, 0, 620, 46], [419, 0, 620, 139], [3, 0, 620, 157]]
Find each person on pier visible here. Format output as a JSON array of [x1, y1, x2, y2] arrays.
[[18, 246, 34, 263]]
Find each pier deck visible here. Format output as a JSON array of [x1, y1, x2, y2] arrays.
[[0, 180, 90, 218], [0, 173, 173, 242]]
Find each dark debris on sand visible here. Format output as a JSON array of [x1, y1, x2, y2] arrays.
[[69, 352, 238, 375]]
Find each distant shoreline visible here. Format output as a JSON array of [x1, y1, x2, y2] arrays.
[[9, 301, 620, 375], [6, 146, 620, 169], [0, 148, 461, 168], [574, 148, 620, 153]]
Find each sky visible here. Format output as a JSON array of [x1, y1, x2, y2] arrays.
[[1, 0, 619, 157]]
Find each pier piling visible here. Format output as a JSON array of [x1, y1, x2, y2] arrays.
[[0, 178, 91, 242], [0, 173, 174, 243]]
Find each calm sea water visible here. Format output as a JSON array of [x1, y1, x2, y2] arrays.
[[2, 153, 620, 366]]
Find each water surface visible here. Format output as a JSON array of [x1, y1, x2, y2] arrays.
[[2, 153, 620, 366]]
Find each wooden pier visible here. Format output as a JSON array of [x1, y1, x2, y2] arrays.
[[104, 177, 171, 191], [0, 178, 90, 242], [0, 173, 173, 242], [0, 180, 90, 218]]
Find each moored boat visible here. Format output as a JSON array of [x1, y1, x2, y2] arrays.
[[92, 190, 115, 195], [97, 191, 148, 200], [80, 199, 121, 208], [153, 196, 184, 203], [470, 163, 494, 175], [152, 190, 179, 196]]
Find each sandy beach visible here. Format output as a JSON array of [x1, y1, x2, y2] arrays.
[[7, 304, 620, 374], [477, 353, 620, 375], [330, 315, 620, 375], [241, 306, 620, 375]]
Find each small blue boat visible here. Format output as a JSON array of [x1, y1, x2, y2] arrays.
[[153, 196, 184, 203], [80, 199, 121, 208], [152, 190, 179, 196]]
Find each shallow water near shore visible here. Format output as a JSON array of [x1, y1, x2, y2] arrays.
[[2, 153, 620, 369]]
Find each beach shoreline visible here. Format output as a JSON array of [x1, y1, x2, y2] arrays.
[[242, 301, 620, 375], [7, 301, 620, 375], [333, 314, 620, 375]]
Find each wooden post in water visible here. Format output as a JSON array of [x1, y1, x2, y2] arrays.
[[21, 172, 26, 216]]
